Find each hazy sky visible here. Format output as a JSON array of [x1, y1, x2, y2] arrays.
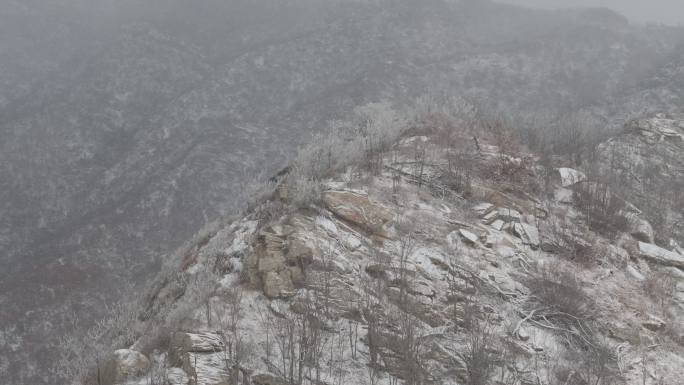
[[501, 0, 684, 25]]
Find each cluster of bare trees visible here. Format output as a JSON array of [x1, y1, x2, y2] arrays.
[[256, 287, 354, 385], [53, 300, 143, 385], [284, 101, 409, 207]]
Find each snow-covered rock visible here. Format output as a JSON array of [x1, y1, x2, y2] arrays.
[[323, 191, 393, 233], [554, 187, 574, 204], [557, 168, 587, 187], [170, 332, 224, 360], [482, 207, 522, 225], [459, 229, 479, 245], [511, 223, 540, 249], [167, 368, 190, 385], [625, 213, 654, 243], [106, 349, 150, 384], [642, 314, 667, 332], [490, 219, 505, 231], [626, 265, 645, 281], [181, 352, 230, 385], [638, 242, 684, 270], [472, 202, 495, 216]]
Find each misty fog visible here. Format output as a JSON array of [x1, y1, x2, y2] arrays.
[[1, 1, 684, 384], [503, 0, 684, 25]]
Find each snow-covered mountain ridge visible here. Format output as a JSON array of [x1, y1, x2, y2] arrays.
[[80, 109, 684, 385]]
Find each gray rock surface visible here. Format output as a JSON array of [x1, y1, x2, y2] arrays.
[[639, 242, 684, 270], [511, 223, 540, 249], [103, 349, 150, 385]]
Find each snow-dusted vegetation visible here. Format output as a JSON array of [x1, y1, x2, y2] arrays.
[[2, 1, 684, 384], [58, 98, 684, 385]]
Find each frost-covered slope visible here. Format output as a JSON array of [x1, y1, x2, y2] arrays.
[[89, 112, 684, 385]]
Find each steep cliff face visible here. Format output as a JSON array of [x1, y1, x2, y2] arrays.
[[90, 113, 684, 385]]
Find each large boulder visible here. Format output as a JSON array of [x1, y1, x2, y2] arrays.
[[625, 213, 654, 243], [170, 332, 224, 365], [642, 314, 667, 332], [482, 207, 522, 225], [101, 349, 150, 385], [169, 332, 232, 385], [670, 239, 684, 256], [458, 229, 479, 245], [556, 168, 587, 187], [626, 265, 645, 281], [638, 242, 684, 270], [323, 191, 393, 233], [511, 223, 540, 249]]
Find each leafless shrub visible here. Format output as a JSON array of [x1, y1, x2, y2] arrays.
[[138, 326, 172, 357], [573, 181, 629, 239], [663, 319, 684, 347], [642, 271, 676, 315], [524, 262, 596, 346], [257, 293, 334, 385], [543, 215, 609, 268], [143, 356, 170, 385], [463, 315, 498, 385], [215, 287, 255, 385], [559, 234, 609, 268], [53, 300, 143, 385], [239, 169, 278, 211], [395, 310, 430, 385], [555, 337, 621, 385], [282, 101, 409, 208], [164, 266, 218, 329], [286, 165, 324, 209]]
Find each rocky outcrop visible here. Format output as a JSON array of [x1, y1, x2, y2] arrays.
[[511, 223, 540, 249], [181, 352, 231, 385], [458, 229, 479, 245], [556, 167, 587, 187], [629, 115, 684, 143], [597, 115, 684, 244], [482, 207, 522, 225], [101, 349, 150, 385], [642, 314, 667, 332], [625, 213, 655, 243], [626, 265, 646, 281], [169, 332, 229, 385], [247, 222, 315, 299], [322, 191, 393, 234], [638, 242, 684, 270], [172, 332, 224, 354]]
